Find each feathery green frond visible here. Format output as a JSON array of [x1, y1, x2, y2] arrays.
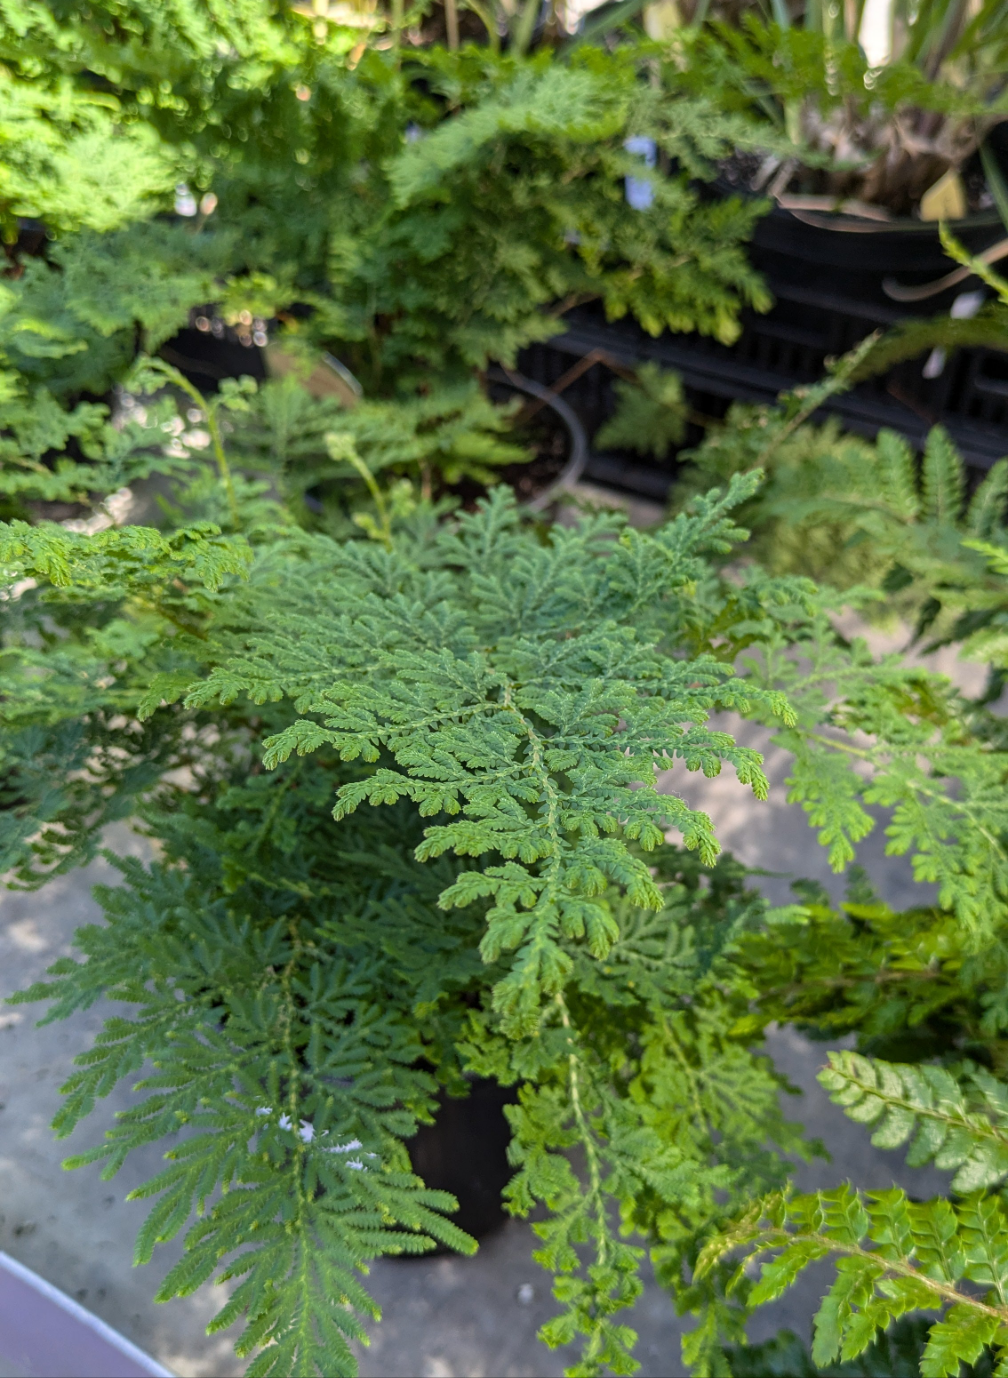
[[595, 363, 689, 461]]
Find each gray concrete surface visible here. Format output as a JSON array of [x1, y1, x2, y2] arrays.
[[0, 626, 974, 1376]]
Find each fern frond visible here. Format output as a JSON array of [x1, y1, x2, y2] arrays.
[[966, 461, 1008, 541], [178, 481, 788, 1032], [595, 363, 689, 460], [18, 851, 473, 1376], [818, 1052, 1008, 1192], [922, 428, 965, 527], [697, 1185, 1008, 1376]]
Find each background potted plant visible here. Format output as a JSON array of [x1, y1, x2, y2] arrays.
[[520, 1, 1008, 496], [0, 0, 781, 516]]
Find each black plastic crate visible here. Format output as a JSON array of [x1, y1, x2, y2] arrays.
[[518, 206, 1008, 498]]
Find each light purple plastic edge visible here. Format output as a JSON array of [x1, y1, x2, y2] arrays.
[[0, 1250, 174, 1378]]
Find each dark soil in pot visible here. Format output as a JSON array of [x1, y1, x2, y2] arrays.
[[406, 1079, 516, 1248], [444, 367, 588, 512]]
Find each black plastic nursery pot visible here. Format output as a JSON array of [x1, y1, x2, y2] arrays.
[[482, 367, 588, 511], [518, 205, 1008, 501], [406, 1079, 516, 1247], [160, 318, 268, 389]]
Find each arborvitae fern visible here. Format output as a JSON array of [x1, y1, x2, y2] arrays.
[[9, 11, 1008, 1378], [11, 364, 1008, 1377], [2, 463, 819, 1376], [717, 574, 1008, 932], [15, 823, 477, 1377]]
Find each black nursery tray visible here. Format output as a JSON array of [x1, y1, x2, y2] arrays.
[[518, 206, 1008, 501]]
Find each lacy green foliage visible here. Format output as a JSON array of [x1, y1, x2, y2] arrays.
[[0, 515, 249, 594], [730, 888, 1008, 1064], [1, 4, 778, 392], [0, 0, 289, 79], [184, 477, 793, 1032], [0, 512, 250, 882], [8, 791, 800, 1376], [697, 1185, 1008, 1377], [229, 373, 529, 501], [682, 386, 1008, 686], [0, 223, 235, 403], [670, 333, 885, 563], [0, 68, 176, 235], [12, 810, 476, 1377], [2, 471, 819, 1376], [726, 421, 1008, 643], [0, 7, 780, 551], [320, 48, 772, 387], [818, 1052, 1008, 1192], [730, 585, 1008, 930], [671, 271, 1008, 651], [456, 843, 809, 1378], [11, 363, 1008, 1378], [595, 363, 689, 461], [845, 307, 1008, 389], [690, 422, 1008, 1378]]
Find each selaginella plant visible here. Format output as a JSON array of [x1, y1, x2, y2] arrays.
[[669, 541, 1008, 1378], [0, 0, 784, 526], [641, 252, 1008, 1378], [542, 230, 1008, 1376], [1, 386, 826, 1377], [12, 8, 1008, 1378], [13, 334, 1008, 1377]]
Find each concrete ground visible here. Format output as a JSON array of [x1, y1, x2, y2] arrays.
[[0, 628, 976, 1377]]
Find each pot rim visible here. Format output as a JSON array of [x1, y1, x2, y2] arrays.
[[485, 366, 589, 512], [768, 202, 1005, 236]]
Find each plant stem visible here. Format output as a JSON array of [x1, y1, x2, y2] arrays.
[[154, 363, 240, 530], [555, 992, 609, 1268], [461, 0, 498, 50], [343, 446, 393, 549], [512, 0, 540, 54]]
